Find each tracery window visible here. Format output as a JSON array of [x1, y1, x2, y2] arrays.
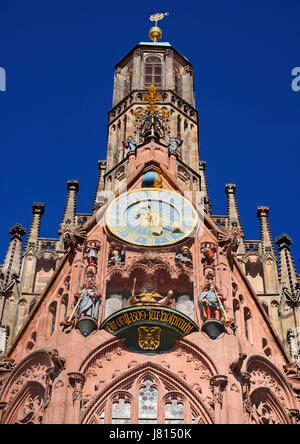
[[112, 398, 131, 424], [138, 379, 158, 424], [144, 56, 162, 88], [83, 370, 212, 424], [165, 398, 184, 424]]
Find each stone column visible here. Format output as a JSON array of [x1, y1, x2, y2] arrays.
[[127, 150, 136, 176], [209, 375, 228, 424], [132, 49, 141, 90], [0, 402, 8, 424], [241, 372, 252, 424], [168, 152, 177, 174], [66, 372, 86, 424], [181, 65, 194, 106], [165, 49, 174, 89]]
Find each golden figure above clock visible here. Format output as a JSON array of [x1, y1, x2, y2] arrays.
[[105, 188, 198, 247]]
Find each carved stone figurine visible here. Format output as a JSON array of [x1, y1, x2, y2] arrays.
[[108, 249, 125, 265], [175, 246, 193, 266], [168, 135, 183, 153], [198, 283, 226, 321], [122, 136, 137, 152], [200, 245, 215, 266], [48, 349, 66, 372], [86, 241, 99, 265], [74, 281, 102, 320]]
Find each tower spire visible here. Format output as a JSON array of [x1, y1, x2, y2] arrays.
[[199, 161, 211, 214], [275, 234, 298, 295], [25, 202, 45, 251], [225, 184, 243, 231], [58, 180, 79, 235], [256, 207, 279, 294], [256, 206, 275, 255], [92, 161, 107, 211], [2, 224, 27, 283]]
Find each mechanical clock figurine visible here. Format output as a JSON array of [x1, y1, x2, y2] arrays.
[[105, 188, 198, 247]]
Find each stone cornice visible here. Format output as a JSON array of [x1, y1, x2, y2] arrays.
[[108, 89, 198, 126]]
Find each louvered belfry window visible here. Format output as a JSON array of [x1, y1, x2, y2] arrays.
[[144, 56, 162, 88]]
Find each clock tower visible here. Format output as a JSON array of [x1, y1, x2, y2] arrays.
[[0, 17, 300, 425]]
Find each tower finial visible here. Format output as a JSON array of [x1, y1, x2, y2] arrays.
[[149, 12, 169, 42]]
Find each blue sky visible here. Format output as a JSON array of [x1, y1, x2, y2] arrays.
[[0, 0, 299, 271]]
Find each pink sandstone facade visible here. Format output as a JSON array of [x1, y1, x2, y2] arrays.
[[0, 32, 300, 425]]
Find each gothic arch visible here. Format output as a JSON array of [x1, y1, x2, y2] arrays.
[[81, 361, 214, 424], [245, 355, 296, 416], [3, 381, 45, 424], [249, 387, 290, 424], [0, 349, 52, 424]]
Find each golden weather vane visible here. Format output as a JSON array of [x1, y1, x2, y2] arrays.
[[149, 12, 169, 42], [149, 12, 169, 26]]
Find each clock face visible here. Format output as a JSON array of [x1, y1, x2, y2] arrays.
[[105, 188, 198, 247]]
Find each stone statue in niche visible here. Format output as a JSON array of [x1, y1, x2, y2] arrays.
[[74, 280, 102, 320], [200, 244, 216, 266], [198, 283, 227, 322], [86, 241, 100, 265], [122, 136, 137, 152], [175, 246, 193, 267], [108, 248, 125, 265], [168, 135, 183, 154]]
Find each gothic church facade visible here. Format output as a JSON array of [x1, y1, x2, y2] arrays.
[[0, 28, 299, 424]]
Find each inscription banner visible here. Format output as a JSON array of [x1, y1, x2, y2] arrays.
[[100, 305, 198, 353]]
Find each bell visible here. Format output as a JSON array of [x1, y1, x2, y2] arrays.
[[201, 319, 225, 340], [76, 316, 98, 337]]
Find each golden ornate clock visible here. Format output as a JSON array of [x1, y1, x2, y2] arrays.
[[105, 188, 198, 247]]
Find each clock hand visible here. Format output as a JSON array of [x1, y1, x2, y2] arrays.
[[162, 223, 187, 234]]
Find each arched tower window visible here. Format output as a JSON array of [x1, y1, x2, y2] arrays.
[[144, 56, 162, 88]]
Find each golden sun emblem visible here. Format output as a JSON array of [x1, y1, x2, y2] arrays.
[[138, 326, 161, 350]]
